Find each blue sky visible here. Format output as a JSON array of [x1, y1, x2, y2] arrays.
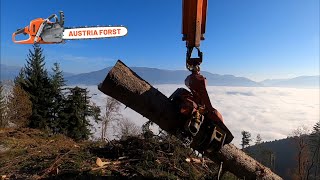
[[1, 0, 319, 81]]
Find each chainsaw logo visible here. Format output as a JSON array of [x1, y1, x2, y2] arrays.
[[12, 11, 128, 44]]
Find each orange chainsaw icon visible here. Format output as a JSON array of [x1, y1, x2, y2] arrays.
[[12, 12, 65, 44]]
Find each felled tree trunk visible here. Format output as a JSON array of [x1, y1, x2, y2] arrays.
[[98, 60, 283, 180]]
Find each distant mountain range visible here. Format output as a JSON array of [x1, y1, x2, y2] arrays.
[[63, 67, 320, 88], [1, 63, 319, 88], [1, 64, 21, 81], [64, 67, 260, 86], [260, 76, 320, 88], [0, 64, 74, 80]]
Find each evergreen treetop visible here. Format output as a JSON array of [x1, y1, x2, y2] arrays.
[[241, 130, 252, 149], [21, 44, 53, 130]]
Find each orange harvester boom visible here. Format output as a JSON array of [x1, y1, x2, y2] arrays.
[[182, 0, 207, 48], [173, 0, 233, 151]]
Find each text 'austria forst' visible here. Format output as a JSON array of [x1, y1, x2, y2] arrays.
[[63, 26, 128, 39]]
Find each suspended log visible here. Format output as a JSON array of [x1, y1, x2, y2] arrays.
[[98, 60, 282, 180]]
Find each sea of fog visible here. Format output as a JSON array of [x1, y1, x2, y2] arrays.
[[81, 84, 319, 147]]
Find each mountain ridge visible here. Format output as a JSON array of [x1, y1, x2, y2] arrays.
[[65, 66, 261, 86], [260, 75, 320, 88], [0, 64, 75, 80], [1, 63, 319, 88]]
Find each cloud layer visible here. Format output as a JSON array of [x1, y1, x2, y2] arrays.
[[86, 85, 319, 147]]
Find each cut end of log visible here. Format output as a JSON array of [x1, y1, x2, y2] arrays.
[[98, 60, 182, 132], [98, 60, 151, 96]]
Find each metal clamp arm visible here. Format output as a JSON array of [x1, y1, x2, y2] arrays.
[[182, 0, 207, 72], [186, 47, 203, 72]]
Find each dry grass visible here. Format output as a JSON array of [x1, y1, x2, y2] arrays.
[[0, 128, 221, 179], [0, 128, 97, 179]]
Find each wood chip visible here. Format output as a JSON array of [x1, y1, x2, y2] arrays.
[[96, 157, 110, 167]]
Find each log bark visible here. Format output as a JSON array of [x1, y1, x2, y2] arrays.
[[98, 60, 283, 180]]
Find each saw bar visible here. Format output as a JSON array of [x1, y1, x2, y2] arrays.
[[63, 26, 128, 40]]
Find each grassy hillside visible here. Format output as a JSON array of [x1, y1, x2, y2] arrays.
[[0, 128, 234, 179]]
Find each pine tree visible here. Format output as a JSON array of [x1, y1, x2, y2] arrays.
[[255, 134, 262, 145], [241, 130, 252, 149], [254, 134, 263, 163], [15, 68, 26, 85], [21, 44, 54, 130], [308, 121, 320, 180], [61, 86, 101, 141], [50, 62, 66, 133], [51, 62, 65, 96]]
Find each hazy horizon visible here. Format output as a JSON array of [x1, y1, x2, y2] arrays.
[[1, 63, 319, 83]]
